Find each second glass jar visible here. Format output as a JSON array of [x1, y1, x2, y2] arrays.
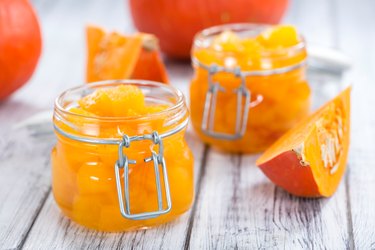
[[190, 23, 311, 153]]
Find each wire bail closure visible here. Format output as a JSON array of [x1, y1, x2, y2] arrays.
[[54, 118, 188, 221], [199, 62, 263, 140], [201, 65, 252, 140], [194, 57, 306, 140], [114, 131, 172, 220]]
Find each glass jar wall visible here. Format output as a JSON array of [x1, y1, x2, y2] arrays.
[[52, 80, 194, 231], [190, 24, 311, 153]]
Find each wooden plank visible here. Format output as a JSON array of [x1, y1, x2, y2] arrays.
[[346, 100, 375, 249], [4, 0, 374, 248], [2, 1, 201, 249], [188, 151, 349, 249], [3, 0, 203, 248], [335, 0, 375, 248], [188, 0, 351, 248], [0, 1, 60, 248], [0, 128, 55, 249], [22, 130, 206, 250]]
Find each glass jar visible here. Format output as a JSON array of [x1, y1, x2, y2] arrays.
[[190, 23, 311, 153], [52, 80, 194, 231]]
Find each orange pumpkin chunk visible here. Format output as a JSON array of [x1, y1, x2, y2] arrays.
[[77, 85, 166, 117], [256, 25, 300, 48], [256, 87, 351, 197], [86, 26, 168, 83]]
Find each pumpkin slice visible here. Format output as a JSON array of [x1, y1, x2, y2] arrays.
[[86, 26, 168, 83], [131, 33, 169, 83], [256, 87, 351, 197]]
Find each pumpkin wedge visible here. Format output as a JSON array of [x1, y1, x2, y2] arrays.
[[131, 34, 169, 83], [86, 26, 168, 83], [256, 87, 351, 197]]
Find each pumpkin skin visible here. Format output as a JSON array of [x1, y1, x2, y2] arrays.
[[129, 0, 289, 58], [256, 87, 351, 197], [0, 0, 42, 100]]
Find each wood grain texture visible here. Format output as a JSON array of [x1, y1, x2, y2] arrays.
[[184, 1, 355, 249], [335, 0, 375, 248], [188, 152, 350, 249], [0, 128, 55, 249], [22, 132, 206, 250], [1, 0, 375, 249]]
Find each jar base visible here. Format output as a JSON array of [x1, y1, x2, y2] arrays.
[[56, 202, 192, 232]]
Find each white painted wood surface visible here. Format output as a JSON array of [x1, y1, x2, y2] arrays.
[[0, 0, 374, 249], [336, 1, 375, 249], [21, 132, 205, 250]]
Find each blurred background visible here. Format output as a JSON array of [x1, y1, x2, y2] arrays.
[[0, 0, 373, 129]]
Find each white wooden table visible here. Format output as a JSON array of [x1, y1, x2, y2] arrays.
[[1, 0, 375, 249]]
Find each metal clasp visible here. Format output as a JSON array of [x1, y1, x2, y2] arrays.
[[201, 65, 254, 140], [193, 57, 305, 140], [114, 131, 171, 220]]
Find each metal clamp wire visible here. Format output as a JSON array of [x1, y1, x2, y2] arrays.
[[53, 116, 188, 220], [194, 57, 300, 140]]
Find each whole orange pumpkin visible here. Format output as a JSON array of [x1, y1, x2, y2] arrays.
[[129, 0, 288, 58], [0, 0, 42, 100]]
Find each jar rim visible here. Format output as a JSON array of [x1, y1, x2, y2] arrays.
[[54, 80, 186, 122], [193, 23, 306, 57]]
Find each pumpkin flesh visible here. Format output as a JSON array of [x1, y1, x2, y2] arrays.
[[131, 34, 169, 83], [86, 26, 168, 83]]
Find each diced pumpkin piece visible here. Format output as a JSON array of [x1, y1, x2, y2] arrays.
[[143, 104, 169, 114], [86, 25, 169, 83], [212, 30, 243, 52], [257, 25, 300, 48], [69, 107, 96, 117], [78, 85, 145, 117], [72, 194, 114, 228], [256, 87, 351, 197], [241, 38, 262, 56], [77, 161, 116, 195]]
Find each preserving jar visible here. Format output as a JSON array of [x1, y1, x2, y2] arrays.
[[190, 24, 311, 153], [52, 80, 194, 231]]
